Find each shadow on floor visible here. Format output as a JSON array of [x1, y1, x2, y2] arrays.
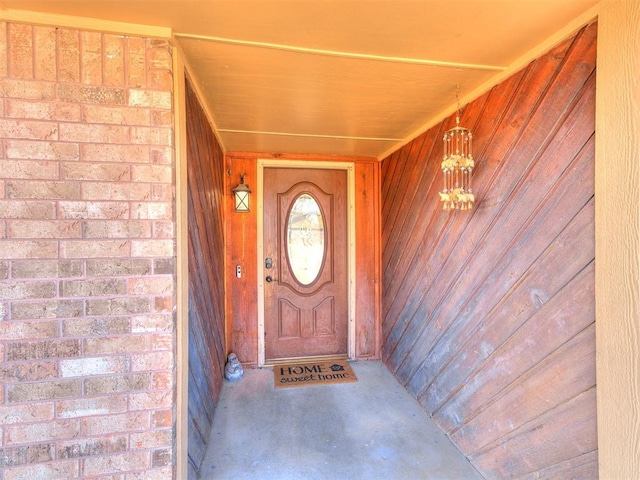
[[198, 361, 483, 479]]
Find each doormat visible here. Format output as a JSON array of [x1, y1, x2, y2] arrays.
[[274, 360, 357, 389]]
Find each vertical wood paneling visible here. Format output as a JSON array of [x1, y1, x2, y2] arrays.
[[185, 78, 226, 475], [355, 161, 381, 358], [381, 23, 597, 479], [225, 156, 259, 365]]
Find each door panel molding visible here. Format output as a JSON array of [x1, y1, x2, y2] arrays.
[[257, 159, 356, 366]]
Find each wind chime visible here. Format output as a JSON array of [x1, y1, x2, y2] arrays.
[[439, 86, 474, 211]]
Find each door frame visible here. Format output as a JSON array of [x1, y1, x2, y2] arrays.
[[257, 159, 356, 367]]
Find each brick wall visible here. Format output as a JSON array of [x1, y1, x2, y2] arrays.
[[0, 22, 176, 479]]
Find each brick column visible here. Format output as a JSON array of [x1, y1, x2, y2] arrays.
[[0, 23, 176, 479]]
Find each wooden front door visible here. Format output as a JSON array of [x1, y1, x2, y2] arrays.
[[263, 167, 348, 362]]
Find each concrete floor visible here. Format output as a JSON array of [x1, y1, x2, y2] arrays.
[[198, 361, 483, 480]]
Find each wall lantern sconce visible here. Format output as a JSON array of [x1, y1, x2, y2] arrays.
[[439, 86, 475, 211], [232, 174, 251, 213]]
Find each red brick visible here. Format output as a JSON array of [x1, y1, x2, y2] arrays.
[[58, 435, 128, 459], [81, 182, 151, 201], [57, 29, 80, 83], [0, 79, 56, 100], [57, 201, 129, 219], [7, 379, 82, 402], [0, 200, 56, 219], [8, 220, 82, 239], [58, 83, 125, 105], [151, 448, 172, 468], [151, 184, 172, 201], [62, 317, 131, 337], [152, 220, 174, 238], [6, 139, 80, 160], [131, 314, 172, 333], [86, 259, 151, 276], [11, 260, 83, 279], [7, 180, 80, 200], [5, 419, 79, 445], [0, 260, 8, 279], [150, 333, 172, 351], [0, 119, 58, 141], [146, 46, 171, 70], [11, 300, 82, 320], [147, 69, 173, 91], [129, 390, 173, 411], [8, 24, 34, 80], [131, 239, 174, 257], [33, 26, 57, 81], [1, 160, 59, 179], [57, 395, 128, 419], [131, 164, 172, 183], [60, 240, 131, 259], [58, 123, 130, 144], [0, 402, 54, 425], [130, 202, 172, 220], [82, 451, 150, 476], [62, 162, 131, 182], [84, 373, 151, 395], [61, 278, 126, 297], [0, 442, 52, 467], [0, 240, 57, 259], [103, 35, 125, 87], [128, 90, 171, 109], [0, 280, 56, 300], [80, 31, 102, 85], [130, 126, 172, 146], [0, 319, 58, 340], [126, 37, 146, 88], [150, 146, 172, 164], [83, 105, 150, 126], [6, 99, 81, 122], [153, 296, 173, 313], [131, 352, 173, 372], [151, 109, 172, 127], [83, 333, 149, 355], [80, 144, 149, 163], [154, 263, 173, 285], [6, 339, 80, 361], [151, 410, 172, 428], [125, 466, 172, 480], [126, 276, 172, 296], [82, 219, 151, 239], [59, 355, 129, 377], [0, 22, 8, 77], [151, 371, 172, 390], [130, 429, 171, 449], [2, 459, 79, 480], [2, 360, 58, 382], [81, 412, 149, 436]]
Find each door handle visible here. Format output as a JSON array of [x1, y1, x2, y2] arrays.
[[265, 275, 274, 283]]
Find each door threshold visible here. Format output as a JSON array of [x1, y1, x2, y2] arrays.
[[264, 354, 349, 367]]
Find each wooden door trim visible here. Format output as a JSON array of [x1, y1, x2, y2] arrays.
[[257, 159, 356, 367]]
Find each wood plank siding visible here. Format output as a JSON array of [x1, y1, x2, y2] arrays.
[[185, 78, 226, 477], [380, 22, 597, 479]]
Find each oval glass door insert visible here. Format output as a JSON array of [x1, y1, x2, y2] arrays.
[[287, 193, 325, 285]]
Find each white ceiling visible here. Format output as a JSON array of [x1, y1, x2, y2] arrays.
[[2, 0, 598, 158]]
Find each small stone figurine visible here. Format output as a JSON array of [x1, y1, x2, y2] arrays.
[[224, 353, 244, 382]]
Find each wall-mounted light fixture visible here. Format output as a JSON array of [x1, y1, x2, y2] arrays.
[[232, 174, 251, 212], [439, 86, 474, 211]]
